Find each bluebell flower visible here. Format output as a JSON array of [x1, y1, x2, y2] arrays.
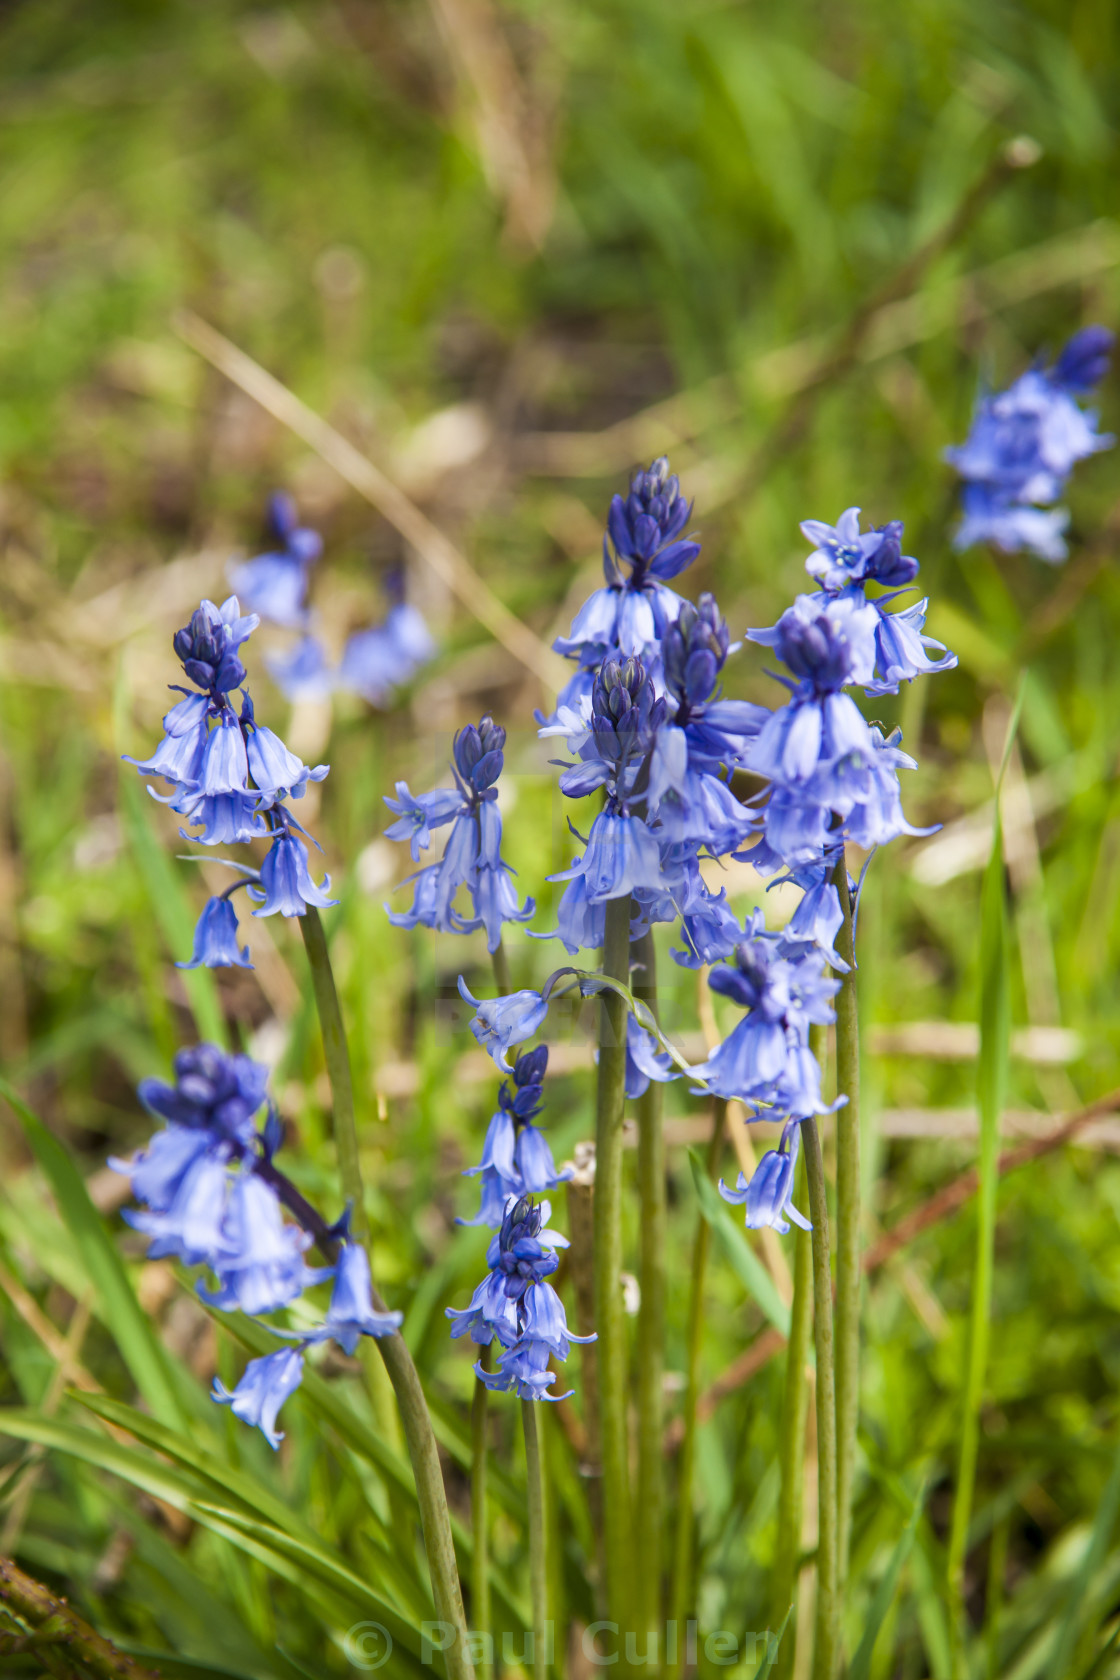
[[550, 811, 665, 902], [384, 715, 533, 952], [124, 1148, 234, 1268], [669, 860, 742, 969], [952, 485, 1071, 564], [110, 1123, 214, 1214], [176, 893, 253, 971], [719, 1120, 809, 1235], [242, 694, 328, 801], [689, 916, 839, 1117], [458, 977, 554, 1072], [136, 1044, 271, 1146], [172, 597, 260, 695], [550, 457, 699, 712], [212, 1347, 305, 1451], [295, 1243, 403, 1354], [546, 866, 607, 957], [461, 1048, 570, 1227], [200, 1171, 330, 1316], [756, 511, 958, 695], [337, 603, 435, 706], [744, 594, 933, 867], [448, 1195, 592, 1401], [227, 493, 321, 629], [267, 635, 336, 702], [249, 829, 338, 918], [624, 1014, 678, 1100], [770, 857, 848, 973], [947, 326, 1114, 561], [800, 509, 919, 593]]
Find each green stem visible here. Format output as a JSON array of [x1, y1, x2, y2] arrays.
[[802, 1118, 838, 1680], [594, 895, 635, 1644], [770, 1152, 813, 1678], [300, 908, 475, 1680], [489, 936, 513, 999], [831, 853, 861, 1596], [668, 1099, 726, 1680], [472, 1345, 494, 1680], [632, 927, 665, 1639], [0, 1555, 160, 1680], [522, 1400, 549, 1680], [301, 906, 365, 1241], [465, 940, 509, 1680]]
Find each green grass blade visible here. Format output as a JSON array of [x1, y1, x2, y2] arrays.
[[689, 1146, 792, 1337], [947, 686, 1019, 1667], [0, 1075, 187, 1428], [1051, 1433, 1120, 1677], [847, 1483, 927, 1680]]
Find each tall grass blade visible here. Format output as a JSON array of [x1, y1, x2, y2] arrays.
[[847, 1483, 927, 1680]]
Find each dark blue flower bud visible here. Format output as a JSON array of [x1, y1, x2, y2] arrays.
[[1053, 325, 1114, 394]]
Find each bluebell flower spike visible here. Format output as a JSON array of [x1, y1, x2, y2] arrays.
[[946, 326, 1114, 561]]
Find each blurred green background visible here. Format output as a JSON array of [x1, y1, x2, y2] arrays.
[[1, 0, 1120, 1675]]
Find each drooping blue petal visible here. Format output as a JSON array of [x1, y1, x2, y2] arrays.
[[212, 1348, 305, 1450]]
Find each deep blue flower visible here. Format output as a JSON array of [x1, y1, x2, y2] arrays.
[[249, 830, 338, 918], [137, 1044, 270, 1145], [227, 494, 321, 629], [173, 597, 259, 695], [177, 894, 253, 971], [212, 1347, 305, 1450], [110, 1123, 213, 1214], [669, 860, 742, 969], [719, 1120, 810, 1234]]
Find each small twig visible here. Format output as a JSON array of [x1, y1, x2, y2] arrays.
[[173, 310, 570, 694]]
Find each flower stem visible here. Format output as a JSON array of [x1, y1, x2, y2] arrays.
[[301, 906, 365, 1241], [472, 1345, 494, 1680], [594, 894, 636, 1643], [668, 1098, 726, 1680], [802, 1117, 838, 1680], [631, 926, 665, 1639], [464, 941, 510, 1680], [299, 906, 476, 1680], [522, 1399, 549, 1680], [831, 853, 861, 1596], [770, 1152, 813, 1677]]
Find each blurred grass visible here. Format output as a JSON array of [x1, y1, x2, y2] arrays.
[[1, 0, 1120, 1674]]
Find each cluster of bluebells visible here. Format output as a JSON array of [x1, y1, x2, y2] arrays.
[[946, 325, 1114, 562], [384, 715, 533, 953], [447, 1194, 594, 1401], [114, 1046, 401, 1447], [399, 457, 961, 1253], [126, 594, 337, 966], [230, 492, 435, 704]]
